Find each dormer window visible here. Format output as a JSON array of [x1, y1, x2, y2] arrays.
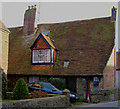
[[30, 33, 56, 64]]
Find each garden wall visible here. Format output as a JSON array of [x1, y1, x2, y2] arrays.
[[2, 95, 70, 108], [91, 89, 120, 103]]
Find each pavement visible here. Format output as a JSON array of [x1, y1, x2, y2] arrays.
[[71, 101, 120, 109]]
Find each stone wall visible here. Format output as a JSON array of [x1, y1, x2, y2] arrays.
[[91, 89, 120, 103], [76, 77, 86, 99], [2, 95, 70, 108]]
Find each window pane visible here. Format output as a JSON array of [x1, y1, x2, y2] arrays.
[[93, 77, 99, 89], [33, 50, 39, 63], [51, 49, 54, 63], [39, 50, 45, 62], [64, 61, 69, 67], [46, 49, 50, 62], [32, 49, 51, 63], [39, 50, 44, 55], [93, 77, 99, 82]]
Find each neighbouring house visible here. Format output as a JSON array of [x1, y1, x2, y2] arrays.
[[116, 50, 120, 89], [7, 6, 116, 98], [0, 20, 10, 74], [116, 2, 120, 90]]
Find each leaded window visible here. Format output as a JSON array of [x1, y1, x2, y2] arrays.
[[32, 49, 53, 63]]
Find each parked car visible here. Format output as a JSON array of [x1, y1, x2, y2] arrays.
[[27, 82, 78, 102]]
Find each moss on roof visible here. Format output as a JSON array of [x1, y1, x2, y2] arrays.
[[8, 17, 115, 76]]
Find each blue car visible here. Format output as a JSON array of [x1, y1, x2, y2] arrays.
[[27, 82, 78, 102]]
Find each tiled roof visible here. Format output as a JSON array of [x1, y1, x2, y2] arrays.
[[8, 17, 115, 76], [41, 33, 56, 49]]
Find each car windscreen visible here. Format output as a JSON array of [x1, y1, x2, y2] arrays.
[[41, 83, 55, 89]]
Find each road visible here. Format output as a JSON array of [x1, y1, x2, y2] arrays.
[[71, 101, 120, 109]]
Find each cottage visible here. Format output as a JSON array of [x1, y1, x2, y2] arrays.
[[7, 6, 116, 98]]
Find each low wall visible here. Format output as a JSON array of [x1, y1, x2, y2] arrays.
[[91, 89, 120, 103], [2, 95, 70, 108]]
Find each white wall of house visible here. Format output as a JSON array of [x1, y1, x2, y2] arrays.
[[106, 47, 115, 66]]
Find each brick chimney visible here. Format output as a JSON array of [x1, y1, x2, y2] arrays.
[[23, 5, 37, 36], [111, 6, 117, 22]]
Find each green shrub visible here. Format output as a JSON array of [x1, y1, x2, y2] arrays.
[[2, 72, 7, 99], [13, 78, 29, 100], [47, 77, 66, 90], [77, 98, 86, 102]]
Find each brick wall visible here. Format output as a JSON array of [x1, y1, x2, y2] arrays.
[[103, 66, 115, 89], [31, 65, 53, 71], [90, 66, 115, 90]]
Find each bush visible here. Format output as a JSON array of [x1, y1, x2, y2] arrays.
[[29, 90, 48, 98], [2, 72, 7, 99], [13, 78, 29, 100], [47, 77, 66, 90]]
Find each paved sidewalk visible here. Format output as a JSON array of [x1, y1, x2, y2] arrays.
[[73, 101, 120, 109]]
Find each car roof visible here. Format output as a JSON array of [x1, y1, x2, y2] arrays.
[[38, 81, 51, 84]]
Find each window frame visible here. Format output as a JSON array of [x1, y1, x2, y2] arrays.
[[93, 77, 99, 89], [63, 61, 69, 67], [32, 49, 54, 64]]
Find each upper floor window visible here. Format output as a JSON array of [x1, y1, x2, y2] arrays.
[[32, 49, 54, 64]]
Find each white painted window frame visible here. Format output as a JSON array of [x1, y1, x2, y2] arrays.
[[32, 49, 54, 63]]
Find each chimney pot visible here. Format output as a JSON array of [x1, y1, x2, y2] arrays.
[[28, 6, 30, 9], [32, 5, 34, 9], [34, 5, 36, 8]]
